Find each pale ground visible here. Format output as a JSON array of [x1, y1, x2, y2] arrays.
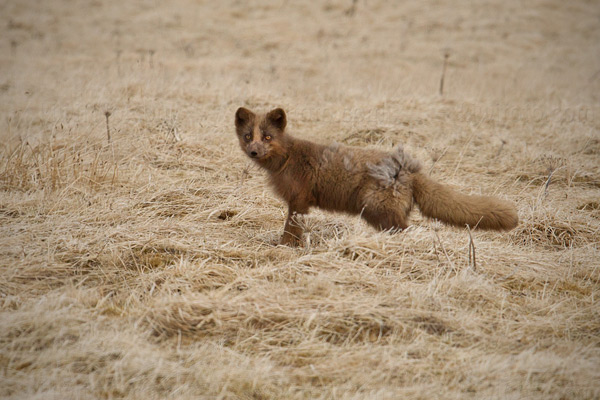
[[1, 0, 600, 399]]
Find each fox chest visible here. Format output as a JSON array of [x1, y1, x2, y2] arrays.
[[269, 172, 316, 207]]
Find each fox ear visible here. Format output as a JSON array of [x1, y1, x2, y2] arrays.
[[235, 107, 254, 128], [266, 108, 287, 131]]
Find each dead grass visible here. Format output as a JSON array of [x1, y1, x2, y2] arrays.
[[1, 0, 599, 398]]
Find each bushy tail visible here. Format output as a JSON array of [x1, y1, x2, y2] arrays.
[[411, 173, 518, 230]]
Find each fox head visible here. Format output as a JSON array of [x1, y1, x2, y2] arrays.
[[235, 107, 288, 167]]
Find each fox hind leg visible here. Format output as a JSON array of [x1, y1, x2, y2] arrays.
[[361, 185, 412, 232], [362, 205, 409, 231]]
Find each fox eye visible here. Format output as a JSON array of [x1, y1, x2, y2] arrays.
[[264, 135, 272, 141], [244, 134, 251, 141]]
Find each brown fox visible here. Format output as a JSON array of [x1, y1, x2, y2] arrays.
[[235, 107, 518, 246]]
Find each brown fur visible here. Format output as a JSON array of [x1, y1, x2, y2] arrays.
[[235, 107, 519, 246]]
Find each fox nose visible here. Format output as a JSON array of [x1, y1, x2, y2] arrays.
[[250, 151, 258, 157]]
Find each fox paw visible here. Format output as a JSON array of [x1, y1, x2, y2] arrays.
[[279, 234, 302, 247]]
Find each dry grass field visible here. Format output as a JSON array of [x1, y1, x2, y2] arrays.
[[1, 0, 600, 398]]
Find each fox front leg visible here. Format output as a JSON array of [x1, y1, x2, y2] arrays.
[[280, 207, 305, 246]]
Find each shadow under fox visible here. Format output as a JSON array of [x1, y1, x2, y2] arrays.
[[235, 107, 518, 246]]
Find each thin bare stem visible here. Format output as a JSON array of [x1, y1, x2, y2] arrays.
[[466, 224, 476, 272], [439, 52, 450, 96], [105, 111, 112, 144]]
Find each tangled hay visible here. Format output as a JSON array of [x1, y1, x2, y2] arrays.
[[511, 208, 598, 249]]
